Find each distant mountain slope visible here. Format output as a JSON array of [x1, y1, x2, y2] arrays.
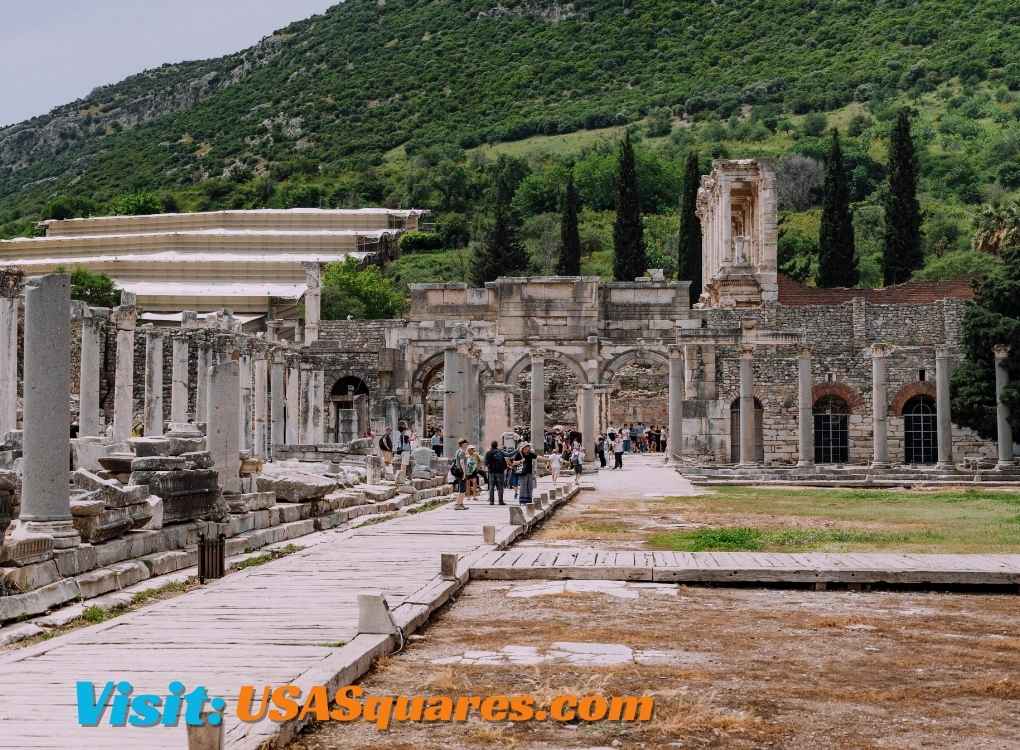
[[1, 0, 1018, 232]]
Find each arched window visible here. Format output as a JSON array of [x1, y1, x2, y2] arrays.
[[330, 376, 370, 443], [903, 395, 937, 465], [813, 395, 849, 464], [730, 397, 764, 463]]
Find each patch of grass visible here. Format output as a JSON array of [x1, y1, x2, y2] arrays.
[[647, 527, 943, 552], [130, 579, 191, 607], [81, 605, 112, 624], [406, 498, 449, 515], [359, 513, 398, 527], [233, 544, 302, 571]]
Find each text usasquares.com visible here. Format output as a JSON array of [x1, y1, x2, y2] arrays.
[[239, 685, 655, 729]]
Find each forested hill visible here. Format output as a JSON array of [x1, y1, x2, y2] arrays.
[[2, 0, 1019, 237]]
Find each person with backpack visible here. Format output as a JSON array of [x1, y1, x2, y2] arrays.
[[451, 438, 469, 510], [484, 440, 507, 505], [571, 445, 584, 484], [513, 442, 537, 504]]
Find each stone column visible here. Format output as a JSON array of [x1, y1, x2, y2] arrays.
[[254, 354, 269, 458], [298, 363, 313, 444], [797, 347, 814, 468], [530, 350, 545, 449], [483, 384, 513, 446], [994, 345, 1014, 468], [0, 270, 23, 434], [442, 347, 461, 458], [238, 351, 252, 451], [111, 299, 137, 442], [143, 326, 164, 437], [303, 262, 321, 345], [208, 361, 241, 495], [170, 333, 190, 424], [286, 361, 300, 444], [667, 345, 684, 461], [870, 344, 892, 468], [270, 351, 286, 453], [266, 319, 281, 344], [581, 384, 596, 463], [461, 349, 479, 446], [935, 346, 954, 470], [738, 344, 756, 466], [17, 274, 80, 548], [195, 343, 210, 426], [78, 306, 106, 437], [310, 369, 325, 445]]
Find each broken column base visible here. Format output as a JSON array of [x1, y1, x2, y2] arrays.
[[0, 521, 54, 566]]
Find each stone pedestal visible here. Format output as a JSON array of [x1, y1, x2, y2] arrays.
[[935, 346, 954, 470], [170, 333, 189, 424], [208, 362, 241, 495], [994, 345, 1014, 468], [530, 351, 545, 449], [111, 300, 137, 442], [78, 306, 107, 437], [0, 269, 22, 435], [870, 344, 892, 468], [667, 346, 684, 462], [738, 344, 756, 466], [797, 347, 814, 468], [14, 274, 80, 550], [143, 326, 164, 437]]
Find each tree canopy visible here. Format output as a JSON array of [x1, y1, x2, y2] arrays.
[[320, 258, 406, 320]]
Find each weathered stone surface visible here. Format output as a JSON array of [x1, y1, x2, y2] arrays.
[[0, 525, 53, 566], [53, 544, 98, 577], [72, 501, 153, 544], [180, 451, 214, 469], [0, 579, 78, 622], [74, 469, 150, 508], [256, 468, 337, 502], [0, 622, 44, 646], [139, 549, 196, 577], [96, 453, 134, 476], [322, 490, 370, 509], [1, 559, 61, 592], [143, 495, 164, 531], [131, 456, 187, 471], [129, 437, 170, 457], [70, 438, 111, 472], [166, 436, 205, 456], [348, 438, 372, 455], [69, 493, 106, 517]]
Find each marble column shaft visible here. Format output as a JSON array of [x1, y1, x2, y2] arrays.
[[530, 353, 545, 449], [442, 348, 462, 458], [303, 263, 321, 345], [78, 310, 104, 437], [238, 353, 252, 451], [170, 334, 189, 424], [935, 347, 954, 468], [270, 353, 286, 452], [208, 361, 241, 495], [871, 345, 891, 467], [20, 274, 79, 546], [994, 346, 1014, 467], [797, 348, 814, 467], [0, 286, 20, 434], [112, 304, 137, 442], [195, 344, 209, 425], [286, 364, 300, 444], [254, 356, 269, 458], [143, 327, 164, 437], [581, 384, 596, 461], [668, 346, 684, 461], [738, 345, 755, 465]]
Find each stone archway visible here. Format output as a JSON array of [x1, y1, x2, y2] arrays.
[[329, 375, 369, 443], [600, 350, 670, 442]]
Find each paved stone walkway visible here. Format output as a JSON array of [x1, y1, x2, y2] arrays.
[[0, 479, 565, 749]]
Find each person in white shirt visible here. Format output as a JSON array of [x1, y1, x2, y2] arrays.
[[612, 434, 624, 470]]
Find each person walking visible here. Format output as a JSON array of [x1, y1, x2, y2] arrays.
[[514, 442, 537, 504], [452, 439, 469, 510], [431, 428, 443, 457], [571, 445, 584, 484], [378, 428, 394, 471], [484, 441, 507, 505], [613, 432, 624, 470], [596, 434, 607, 468], [465, 445, 481, 499], [548, 449, 561, 484]]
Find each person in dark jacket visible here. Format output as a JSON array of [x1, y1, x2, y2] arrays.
[[484, 440, 507, 505]]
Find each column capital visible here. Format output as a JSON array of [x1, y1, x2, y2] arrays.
[[935, 345, 952, 360], [0, 267, 25, 298], [993, 344, 1010, 361], [667, 344, 684, 359], [797, 345, 813, 359], [530, 348, 546, 363], [142, 324, 163, 340], [111, 305, 137, 330], [739, 343, 755, 360], [181, 310, 199, 329], [870, 343, 894, 359]]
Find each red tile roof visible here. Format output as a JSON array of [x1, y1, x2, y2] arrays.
[[777, 274, 975, 306]]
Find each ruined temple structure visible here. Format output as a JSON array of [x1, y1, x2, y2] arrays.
[[298, 160, 1016, 478]]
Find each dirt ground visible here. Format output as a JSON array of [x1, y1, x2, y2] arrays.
[[290, 581, 1020, 750]]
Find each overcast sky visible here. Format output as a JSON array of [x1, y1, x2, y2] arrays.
[[0, 0, 339, 126]]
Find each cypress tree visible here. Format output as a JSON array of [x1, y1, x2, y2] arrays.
[[613, 132, 647, 281], [883, 109, 924, 286], [817, 129, 859, 288], [557, 173, 582, 276], [472, 199, 529, 286], [677, 152, 703, 303]]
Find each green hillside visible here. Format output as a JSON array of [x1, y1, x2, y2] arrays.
[[2, 0, 1019, 284]]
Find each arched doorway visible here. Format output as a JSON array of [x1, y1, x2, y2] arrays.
[[730, 397, 764, 463], [330, 376, 369, 443], [813, 395, 849, 464], [903, 395, 937, 465]]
